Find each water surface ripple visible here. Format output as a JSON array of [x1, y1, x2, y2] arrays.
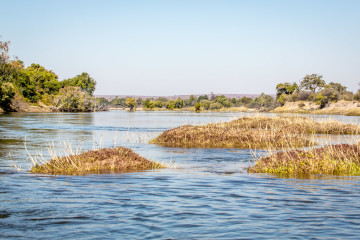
[[1, 111, 360, 239]]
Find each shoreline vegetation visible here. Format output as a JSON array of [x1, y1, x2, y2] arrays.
[[2, 38, 360, 116], [150, 116, 360, 149], [30, 146, 165, 175], [1, 38, 105, 113]]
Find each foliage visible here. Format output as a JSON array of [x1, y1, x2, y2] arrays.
[[110, 97, 126, 107], [61, 72, 96, 96], [197, 95, 209, 102], [126, 98, 136, 111], [354, 90, 360, 101], [239, 97, 253, 106], [56, 86, 93, 112], [315, 93, 328, 109], [0, 82, 15, 110], [136, 98, 144, 106], [16, 63, 60, 102], [276, 82, 298, 99], [325, 82, 347, 94], [200, 100, 211, 110], [210, 102, 223, 110], [144, 99, 154, 109], [276, 93, 287, 106], [300, 74, 325, 93], [251, 93, 275, 109], [165, 100, 175, 110], [194, 102, 201, 112], [174, 98, 184, 108]]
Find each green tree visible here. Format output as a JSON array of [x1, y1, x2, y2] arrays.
[[194, 102, 201, 112], [0, 39, 18, 109], [325, 82, 347, 94], [62, 72, 96, 96], [252, 93, 275, 109], [200, 100, 211, 110], [197, 95, 209, 102], [315, 93, 328, 109], [16, 64, 60, 102], [126, 98, 136, 111], [111, 97, 126, 107], [56, 86, 93, 112], [276, 82, 298, 99], [0, 82, 15, 110], [136, 97, 144, 106], [144, 99, 154, 109], [174, 98, 184, 108], [239, 97, 253, 106], [165, 100, 175, 110], [300, 74, 325, 93]]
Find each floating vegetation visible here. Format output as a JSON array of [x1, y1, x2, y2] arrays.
[[248, 144, 360, 176], [30, 146, 164, 175]]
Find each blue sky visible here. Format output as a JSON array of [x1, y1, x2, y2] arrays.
[[1, 0, 359, 95]]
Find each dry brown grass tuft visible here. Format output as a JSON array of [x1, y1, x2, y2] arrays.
[[30, 147, 164, 175], [230, 115, 360, 134], [248, 144, 360, 175], [150, 115, 360, 149]]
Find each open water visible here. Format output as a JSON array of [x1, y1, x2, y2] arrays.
[[1, 111, 360, 239]]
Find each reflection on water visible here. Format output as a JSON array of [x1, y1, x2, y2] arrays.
[[1, 111, 360, 239]]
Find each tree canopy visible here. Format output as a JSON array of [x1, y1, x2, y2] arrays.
[[300, 74, 325, 93]]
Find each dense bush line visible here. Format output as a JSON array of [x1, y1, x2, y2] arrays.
[[0, 38, 97, 112]]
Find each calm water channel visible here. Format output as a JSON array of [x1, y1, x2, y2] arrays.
[[1, 111, 360, 239]]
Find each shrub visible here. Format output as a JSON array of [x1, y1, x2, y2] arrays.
[[210, 102, 223, 110], [126, 98, 136, 111], [354, 90, 360, 101], [315, 93, 328, 109], [297, 91, 312, 101], [194, 102, 201, 112], [0, 82, 15, 110], [56, 86, 93, 112], [165, 100, 175, 110], [200, 100, 211, 110], [339, 92, 353, 101]]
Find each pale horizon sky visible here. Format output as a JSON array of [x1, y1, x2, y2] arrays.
[[1, 0, 359, 96]]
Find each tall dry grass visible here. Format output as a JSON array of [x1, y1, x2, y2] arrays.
[[248, 143, 360, 175], [27, 140, 164, 175], [150, 115, 360, 149]]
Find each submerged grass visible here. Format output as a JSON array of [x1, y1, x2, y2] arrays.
[[29, 143, 164, 175], [248, 144, 360, 176], [150, 115, 360, 149]]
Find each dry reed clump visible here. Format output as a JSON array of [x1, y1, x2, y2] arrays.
[[30, 147, 164, 175], [248, 144, 360, 175], [150, 123, 315, 149], [230, 115, 360, 134], [150, 115, 360, 149]]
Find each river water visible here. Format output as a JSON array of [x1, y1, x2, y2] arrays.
[[1, 111, 360, 239]]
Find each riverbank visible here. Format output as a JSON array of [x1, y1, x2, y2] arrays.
[[272, 100, 360, 116]]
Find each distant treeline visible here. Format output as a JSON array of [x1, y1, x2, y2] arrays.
[[275, 74, 360, 109], [99, 74, 360, 111], [0, 38, 97, 112], [97, 93, 275, 111]]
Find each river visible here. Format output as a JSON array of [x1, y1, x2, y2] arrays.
[[1, 111, 360, 239]]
